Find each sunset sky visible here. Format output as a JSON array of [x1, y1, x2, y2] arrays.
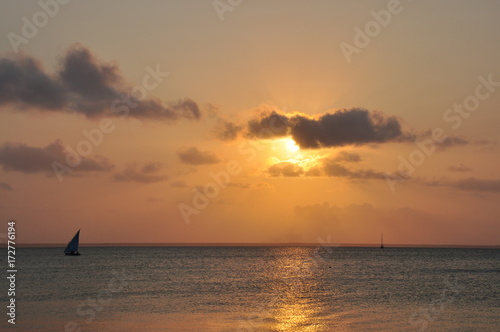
[[1, 0, 499, 245]]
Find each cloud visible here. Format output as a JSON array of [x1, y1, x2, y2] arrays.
[[423, 176, 500, 193], [113, 162, 167, 183], [243, 108, 405, 148], [0, 182, 13, 191], [177, 147, 220, 165], [451, 177, 500, 193], [332, 151, 361, 163], [0, 45, 201, 121], [59, 45, 122, 116], [246, 109, 289, 139], [435, 135, 469, 150], [268, 162, 304, 177], [0, 55, 66, 110], [448, 164, 472, 172], [228, 182, 272, 190], [230, 108, 479, 153], [213, 119, 243, 141], [291, 109, 403, 148], [0, 140, 114, 176], [321, 157, 386, 180], [406, 130, 470, 151], [266, 151, 386, 180], [473, 139, 497, 152]]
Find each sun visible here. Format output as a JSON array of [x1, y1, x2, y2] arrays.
[[270, 138, 301, 156], [284, 138, 300, 152]]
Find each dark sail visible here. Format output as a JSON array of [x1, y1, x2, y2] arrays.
[[64, 230, 80, 255]]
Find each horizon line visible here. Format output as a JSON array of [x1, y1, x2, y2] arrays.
[[6, 242, 500, 249]]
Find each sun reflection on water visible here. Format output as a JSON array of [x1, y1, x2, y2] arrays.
[[273, 302, 324, 332], [265, 247, 327, 331]]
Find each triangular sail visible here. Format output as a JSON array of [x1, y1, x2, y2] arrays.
[[64, 230, 80, 253]]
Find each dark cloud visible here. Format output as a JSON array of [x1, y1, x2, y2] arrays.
[[177, 147, 220, 165], [332, 151, 361, 163], [0, 56, 66, 110], [123, 97, 201, 121], [448, 164, 472, 172], [423, 176, 500, 194], [268, 162, 304, 177], [213, 119, 243, 141], [304, 165, 323, 177], [168, 98, 201, 120], [141, 162, 162, 174], [246, 109, 289, 139], [435, 136, 469, 150], [322, 157, 387, 180], [0, 182, 13, 191], [0, 140, 114, 176], [291, 109, 402, 148], [239, 108, 483, 153], [266, 152, 386, 180], [391, 129, 470, 150], [113, 162, 166, 183], [451, 177, 500, 193], [394, 131, 418, 143], [0, 45, 201, 121], [244, 108, 404, 148], [59, 45, 121, 116]]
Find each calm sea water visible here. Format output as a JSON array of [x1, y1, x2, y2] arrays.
[[2, 247, 499, 331]]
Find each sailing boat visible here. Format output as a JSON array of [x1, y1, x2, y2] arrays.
[[64, 229, 81, 255], [380, 232, 384, 249]]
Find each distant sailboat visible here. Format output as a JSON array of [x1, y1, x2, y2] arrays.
[[64, 229, 81, 255], [380, 232, 384, 249]]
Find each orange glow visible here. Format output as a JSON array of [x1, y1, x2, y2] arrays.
[[285, 138, 300, 152]]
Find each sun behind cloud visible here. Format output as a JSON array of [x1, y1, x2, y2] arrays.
[[269, 137, 302, 157], [284, 138, 300, 152]]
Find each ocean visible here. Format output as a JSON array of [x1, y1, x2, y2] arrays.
[[3, 247, 499, 331]]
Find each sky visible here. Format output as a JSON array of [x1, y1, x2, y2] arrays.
[[0, 0, 499, 245]]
